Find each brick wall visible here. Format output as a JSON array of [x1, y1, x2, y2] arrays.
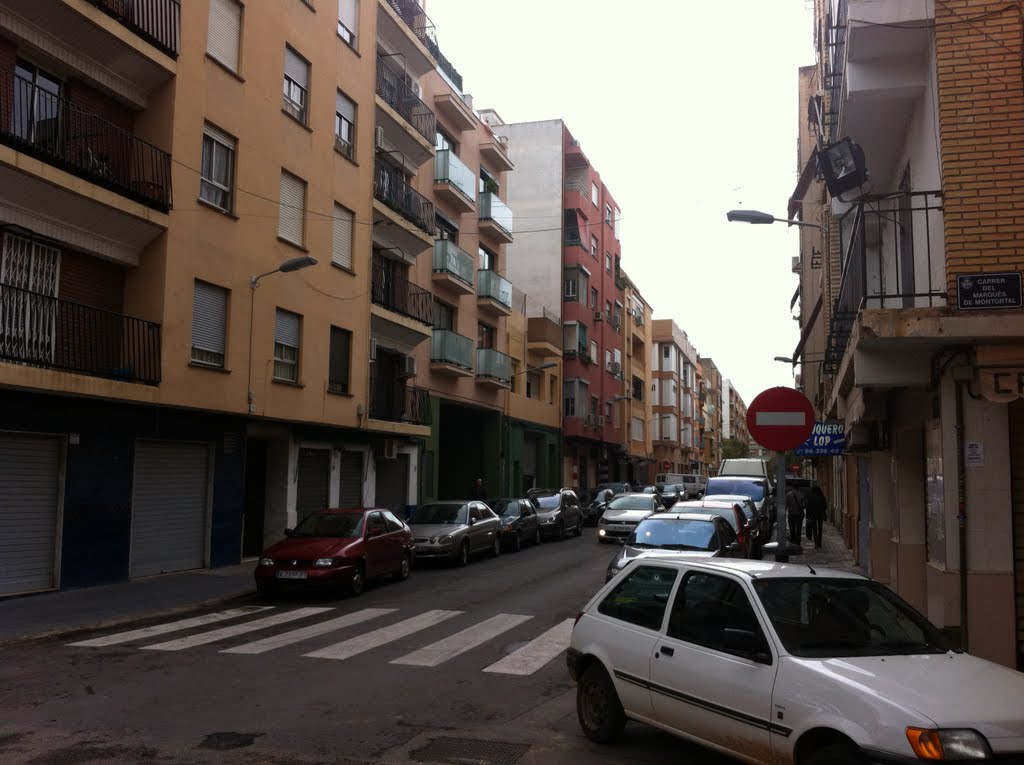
[[64, 79, 132, 130], [935, 0, 1024, 297]]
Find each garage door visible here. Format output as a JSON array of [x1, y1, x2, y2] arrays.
[[130, 440, 211, 578], [339, 450, 363, 508], [296, 448, 331, 520], [375, 452, 409, 516], [0, 433, 61, 595], [522, 435, 539, 488], [1010, 399, 1024, 670]]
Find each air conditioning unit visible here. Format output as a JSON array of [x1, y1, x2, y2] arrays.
[[791, 256, 801, 273], [370, 339, 378, 360], [381, 439, 399, 460], [611, 361, 621, 376], [399, 355, 417, 378], [375, 126, 386, 151], [593, 311, 603, 322], [611, 314, 622, 330]]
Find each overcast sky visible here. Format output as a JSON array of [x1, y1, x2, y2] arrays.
[[426, 0, 816, 405]]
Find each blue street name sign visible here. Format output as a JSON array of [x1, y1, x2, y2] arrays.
[[794, 421, 846, 456]]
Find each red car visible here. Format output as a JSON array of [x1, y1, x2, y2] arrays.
[[255, 508, 414, 597]]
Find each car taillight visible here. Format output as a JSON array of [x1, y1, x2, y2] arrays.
[[573, 611, 584, 626]]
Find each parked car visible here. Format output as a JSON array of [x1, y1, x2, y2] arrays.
[[702, 493, 767, 556], [654, 483, 683, 508], [408, 501, 502, 566], [670, 500, 753, 558], [704, 476, 773, 528], [568, 558, 1024, 763], [255, 508, 414, 597], [587, 482, 632, 503], [531, 489, 584, 540], [597, 493, 663, 543], [604, 512, 744, 582], [656, 472, 707, 499], [489, 497, 541, 551], [718, 457, 772, 484], [583, 483, 631, 526]]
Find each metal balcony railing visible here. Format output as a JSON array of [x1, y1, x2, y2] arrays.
[[89, 0, 181, 58], [0, 71, 172, 212], [375, 56, 435, 143], [434, 149, 476, 203], [432, 240, 474, 287], [373, 161, 435, 236], [369, 369, 431, 425], [479, 192, 513, 236], [476, 347, 511, 384], [386, 0, 464, 91], [0, 282, 161, 384], [431, 329, 473, 369], [371, 262, 434, 325], [477, 270, 512, 308]]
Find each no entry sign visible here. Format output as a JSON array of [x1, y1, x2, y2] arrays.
[[747, 387, 815, 452]]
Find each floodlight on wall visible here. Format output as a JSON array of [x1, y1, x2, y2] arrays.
[[817, 137, 870, 198]]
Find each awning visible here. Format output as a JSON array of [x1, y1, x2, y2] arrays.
[[792, 292, 823, 364], [787, 147, 819, 221]]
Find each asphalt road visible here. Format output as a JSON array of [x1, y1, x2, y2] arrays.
[[0, 528, 738, 765]]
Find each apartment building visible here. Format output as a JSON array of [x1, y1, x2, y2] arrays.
[[622, 271, 653, 485], [721, 378, 750, 448], [788, 0, 1024, 668], [493, 120, 626, 491], [699, 356, 724, 474], [651, 320, 700, 475]]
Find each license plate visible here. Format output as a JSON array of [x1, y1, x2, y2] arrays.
[[276, 570, 307, 580]]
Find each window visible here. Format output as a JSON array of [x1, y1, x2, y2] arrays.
[[589, 339, 598, 362], [328, 325, 351, 394], [564, 275, 578, 300], [663, 345, 670, 359], [479, 246, 495, 271], [591, 182, 599, 206], [563, 383, 576, 417], [590, 395, 599, 416], [605, 253, 611, 272], [382, 510, 404, 532], [335, 91, 356, 158], [590, 234, 598, 257], [666, 571, 767, 654], [332, 203, 354, 270], [207, 0, 242, 72], [436, 129, 456, 152], [563, 379, 588, 417], [614, 348, 622, 369], [278, 171, 306, 246], [283, 46, 310, 124], [433, 299, 454, 330], [337, 0, 358, 47], [478, 323, 495, 349], [604, 203, 613, 224], [367, 511, 388, 536], [273, 308, 301, 382], [590, 287, 598, 309], [605, 300, 612, 317], [605, 400, 612, 421], [631, 416, 644, 442], [598, 565, 678, 631], [12, 62, 60, 145], [479, 167, 497, 194], [526, 371, 540, 399], [191, 281, 228, 367], [604, 350, 612, 371], [199, 123, 235, 212], [436, 214, 459, 243]]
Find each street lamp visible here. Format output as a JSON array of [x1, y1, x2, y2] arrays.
[[774, 355, 826, 366], [726, 210, 825, 231], [247, 255, 318, 412]]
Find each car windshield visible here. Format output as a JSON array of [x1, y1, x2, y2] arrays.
[[535, 495, 560, 510], [655, 484, 677, 494], [292, 512, 363, 538], [490, 499, 520, 517], [753, 578, 956, 658], [627, 518, 715, 550], [706, 478, 766, 501], [641, 486, 657, 494], [411, 504, 468, 525], [609, 495, 657, 511]]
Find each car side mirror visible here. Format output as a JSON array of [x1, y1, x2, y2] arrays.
[[284, 528, 294, 537], [468, 517, 476, 526], [723, 628, 770, 663]]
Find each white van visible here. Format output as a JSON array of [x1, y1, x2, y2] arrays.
[[654, 473, 707, 499], [718, 458, 772, 485]]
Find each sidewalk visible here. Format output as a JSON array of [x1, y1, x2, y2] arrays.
[[0, 562, 255, 645], [786, 520, 860, 573]]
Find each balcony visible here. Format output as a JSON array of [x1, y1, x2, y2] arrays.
[[369, 370, 431, 426], [386, 0, 464, 92], [527, 313, 561, 355], [479, 136, 513, 173], [431, 329, 474, 377], [375, 56, 435, 168], [431, 239, 474, 295], [476, 270, 512, 318], [478, 192, 513, 244], [433, 150, 476, 212], [564, 177, 592, 214], [0, 282, 160, 385], [370, 261, 433, 347], [476, 347, 511, 388], [87, 0, 181, 58], [372, 160, 435, 256]]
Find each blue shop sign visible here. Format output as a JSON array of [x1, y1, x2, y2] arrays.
[[794, 421, 846, 456]]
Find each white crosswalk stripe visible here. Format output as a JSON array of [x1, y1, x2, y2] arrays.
[[391, 613, 532, 667], [482, 618, 575, 676], [221, 608, 396, 655], [67, 607, 274, 647], [141, 607, 333, 652], [304, 609, 462, 661]]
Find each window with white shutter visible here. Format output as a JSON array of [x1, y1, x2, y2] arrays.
[[207, 0, 242, 73], [278, 171, 306, 246], [283, 46, 310, 124], [191, 281, 228, 367], [200, 123, 235, 212], [273, 308, 301, 382], [332, 203, 354, 270], [338, 0, 358, 47], [335, 91, 356, 158]]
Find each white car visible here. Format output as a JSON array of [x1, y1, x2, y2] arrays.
[[567, 558, 1024, 764]]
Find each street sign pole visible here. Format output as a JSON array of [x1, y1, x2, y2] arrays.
[[775, 450, 789, 563]]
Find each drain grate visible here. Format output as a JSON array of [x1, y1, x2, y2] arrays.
[[409, 736, 530, 765]]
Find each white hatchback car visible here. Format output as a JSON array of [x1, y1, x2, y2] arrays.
[[567, 559, 1024, 764]]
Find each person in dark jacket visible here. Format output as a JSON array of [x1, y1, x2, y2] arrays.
[[805, 485, 828, 548], [786, 485, 804, 543], [470, 478, 488, 500]]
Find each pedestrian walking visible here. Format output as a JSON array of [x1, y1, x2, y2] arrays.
[[470, 478, 488, 500], [805, 485, 827, 549], [786, 484, 804, 544]]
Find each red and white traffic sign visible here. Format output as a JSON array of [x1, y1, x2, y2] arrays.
[[747, 387, 815, 452]]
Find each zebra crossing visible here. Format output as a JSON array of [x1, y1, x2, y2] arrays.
[[67, 605, 576, 676]]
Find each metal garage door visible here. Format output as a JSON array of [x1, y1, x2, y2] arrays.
[[339, 450, 363, 508], [130, 440, 211, 578], [1010, 399, 1024, 670], [0, 433, 61, 595], [522, 435, 539, 489], [296, 448, 331, 520], [375, 453, 409, 516]]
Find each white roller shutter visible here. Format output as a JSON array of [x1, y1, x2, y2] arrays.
[[191, 281, 227, 363], [207, 0, 242, 72], [338, 0, 359, 40], [0, 433, 61, 595], [332, 204, 354, 270], [284, 47, 309, 87], [278, 171, 306, 246], [130, 441, 210, 578]]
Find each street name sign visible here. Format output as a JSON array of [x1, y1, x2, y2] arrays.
[[794, 421, 846, 456], [746, 387, 815, 452], [956, 272, 1022, 310]]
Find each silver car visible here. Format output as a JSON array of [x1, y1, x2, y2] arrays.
[[409, 501, 502, 566], [597, 493, 662, 543]]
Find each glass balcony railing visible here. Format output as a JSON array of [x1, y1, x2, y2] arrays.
[[476, 347, 512, 385], [434, 150, 476, 203], [477, 270, 512, 308], [432, 240, 474, 287], [431, 329, 473, 369], [479, 192, 513, 236]]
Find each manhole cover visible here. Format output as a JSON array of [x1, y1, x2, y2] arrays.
[[409, 736, 530, 765]]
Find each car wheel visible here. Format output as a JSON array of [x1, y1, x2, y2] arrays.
[[347, 563, 366, 597], [393, 552, 411, 582], [573, 517, 583, 537], [512, 533, 522, 552], [534, 527, 542, 545], [802, 738, 863, 765], [576, 662, 626, 744], [490, 534, 501, 557], [455, 541, 470, 567]]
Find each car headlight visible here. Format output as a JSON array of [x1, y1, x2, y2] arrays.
[[258, 557, 274, 567], [314, 558, 335, 568], [906, 728, 992, 760], [438, 535, 453, 544], [598, 528, 607, 536]]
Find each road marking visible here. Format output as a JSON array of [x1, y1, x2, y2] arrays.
[[482, 618, 574, 676], [304, 609, 461, 661], [755, 411, 806, 426], [391, 613, 532, 667], [140, 607, 332, 651], [221, 608, 396, 655], [67, 607, 274, 647]]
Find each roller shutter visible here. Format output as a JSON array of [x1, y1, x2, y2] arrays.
[[296, 448, 331, 520], [1009, 399, 1024, 670], [339, 450, 363, 508], [521, 435, 538, 480], [130, 441, 210, 578], [375, 452, 409, 516], [0, 433, 61, 595]]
